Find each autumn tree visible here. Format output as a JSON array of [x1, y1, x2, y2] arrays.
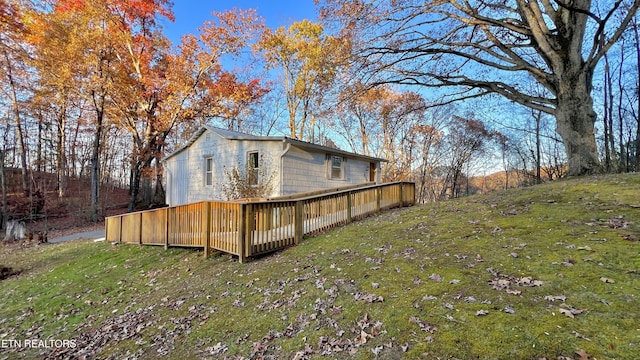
[[318, 0, 640, 176], [113, 8, 268, 211], [28, 0, 136, 220], [0, 0, 30, 197], [258, 20, 347, 140], [26, 0, 86, 198]]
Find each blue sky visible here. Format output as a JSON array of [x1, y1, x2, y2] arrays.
[[161, 1, 318, 43]]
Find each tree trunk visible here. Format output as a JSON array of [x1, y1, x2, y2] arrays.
[[90, 91, 105, 222], [634, 21, 640, 171], [90, 120, 103, 222], [153, 156, 165, 205], [602, 58, 612, 171], [56, 107, 68, 198], [554, 73, 601, 176], [4, 50, 29, 196], [128, 163, 142, 212], [0, 150, 6, 229], [534, 111, 542, 184], [128, 156, 155, 212]]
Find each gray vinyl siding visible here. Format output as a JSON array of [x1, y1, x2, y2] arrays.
[[164, 127, 381, 206], [280, 146, 374, 195], [164, 130, 282, 205]]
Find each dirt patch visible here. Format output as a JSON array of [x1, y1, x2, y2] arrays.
[[0, 266, 21, 280]]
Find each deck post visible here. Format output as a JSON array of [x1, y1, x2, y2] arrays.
[[164, 208, 169, 250], [237, 204, 246, 263], [240, 203, 252, 263], [399, 183, 404, 207], [118, 216, 123, 244], [376, 187, 381, 213], [294, 200, 304, 244], [138, 213, 143, 245], [346, 192, 352, 223], [203, 202, 210, 258]]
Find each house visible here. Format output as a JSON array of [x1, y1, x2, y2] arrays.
[[163, 126, 386, 206]]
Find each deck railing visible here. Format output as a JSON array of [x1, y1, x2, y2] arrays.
[[105, 182, 415, 262]]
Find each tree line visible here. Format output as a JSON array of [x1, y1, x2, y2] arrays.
[[1, 0, 639, 224]]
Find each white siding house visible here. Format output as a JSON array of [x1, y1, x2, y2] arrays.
[[163, 126, 386, 206]]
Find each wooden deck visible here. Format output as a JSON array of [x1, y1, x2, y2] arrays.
[[105, 182, 415, 262]]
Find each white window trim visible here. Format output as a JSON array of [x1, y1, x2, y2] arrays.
[[329, 154, 346, 180], [247, 151, 260, 186], [204, 156, 214, 187]]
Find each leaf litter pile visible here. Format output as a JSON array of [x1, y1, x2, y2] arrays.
[[1, 174, 639, 359]]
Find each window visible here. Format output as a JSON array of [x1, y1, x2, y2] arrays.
[[247, 151, 259, 185], [330, 155, 344, 180], [205, 157, 213, 186]]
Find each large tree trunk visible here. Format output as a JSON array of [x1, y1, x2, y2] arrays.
[[128, 163, 142, 212], [90, 117, 103, 222], [555, 72, 601, 176], [90, 89, 106, 222]]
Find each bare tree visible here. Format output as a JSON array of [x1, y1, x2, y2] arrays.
[[439, 116, 494, 199], [319, 0, 640, 176]]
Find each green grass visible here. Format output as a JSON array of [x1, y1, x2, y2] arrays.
[[1, 173, 639, 359]]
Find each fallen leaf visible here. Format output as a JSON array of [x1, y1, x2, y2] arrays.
[[476, 310, 489, 316], [559, 306, 585, 318], [354, 293, 384, 303], [504, 306, 515, 314], [619, 233, 638, 241], [559, 308, 574, 318], [409, 316, 437, 333], [355, 330, 370, 345], [600, 277, 615, 284], [429, 273, 442, 282], [599, 298, 612, 306], [544, 295, 567, 302], [571, 331, 591, 341], [575, 349, 591, 360]]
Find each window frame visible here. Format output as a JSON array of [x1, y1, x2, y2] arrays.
[[204, 156, 214, 187], [329, 155, 345, 180], [247, 151, 260, 186]]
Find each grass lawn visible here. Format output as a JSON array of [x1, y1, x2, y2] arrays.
[[1, 174, 639, 359]]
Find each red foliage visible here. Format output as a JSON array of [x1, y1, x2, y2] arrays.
[[53, 0, 173, 24]]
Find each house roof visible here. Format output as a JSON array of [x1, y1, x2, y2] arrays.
[[162, 125, 387, 163]]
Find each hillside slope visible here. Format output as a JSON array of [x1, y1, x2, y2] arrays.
[[1, 174, 639, 359]]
